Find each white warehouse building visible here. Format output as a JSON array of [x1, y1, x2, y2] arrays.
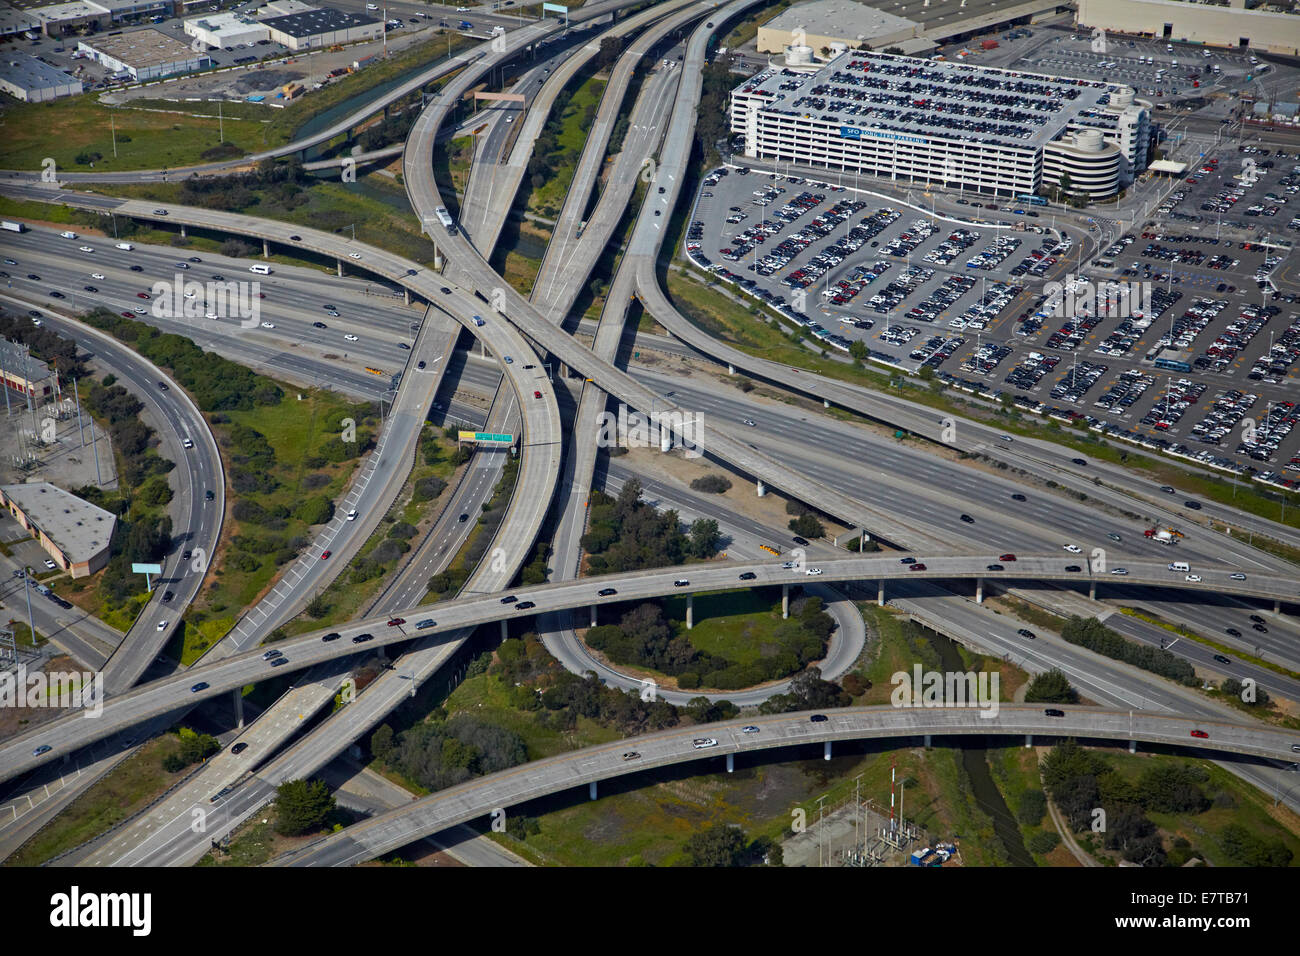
[[729, 51, 1151, 200], [184, 12, 270, 49]]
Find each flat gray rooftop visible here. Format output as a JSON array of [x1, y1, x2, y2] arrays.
[[0, 52, 79, 93], [0, 483, 115, 564], [733, 51, 1112, 151], [763, 0, 918, 41]]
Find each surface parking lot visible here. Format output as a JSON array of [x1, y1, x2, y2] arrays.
[[685, 153, 1300, 483]]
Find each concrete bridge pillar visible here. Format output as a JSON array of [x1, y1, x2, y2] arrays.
[[823, 741, 832, 761], [262, 238, 269, 258], [404, 288, 411, 306], [756, 480, 766, 498], [1089, 580, 1097, 601], [588, 781, 597, 800], [727, 364, 734, 375], [923, 734, 931, 748], [726, 753, 734, 773], [975, 577, 984, 604], [1275, 599, 1282, 614], [878, 580, 885, 607], [1129, 739, 1137, 754], [590, 605, 597, 628], [500, 619, 507, 640], [179, 224, 187, 238], [686, 593, 694, 630], [782, 583, 789, 619], [823, 399, 830, 409], [233, 689, 244, 729], [336, 259, 344, 277], [1024, 734, 1033, 749]]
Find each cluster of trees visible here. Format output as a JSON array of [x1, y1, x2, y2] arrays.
[[0, 313, 86, 380], [1039, 740, 1287, 866], [757, 666, 852, 714], [695, 59, 735, 165], [689, 474, 732, 494], [785, 499, 825, 539], [585, 596, 834, 691], [374, 714, 528, 793], [1060, 616, 1198, 686], [582, 479, 719, 574], [525, 75, 588, 192], [161, 726, 218, 772], [1024, 668, 1078, 704], [1221, 676, 1272, 708], [82, 378, 175, 490], [86, 310, 283, 412], [274, 779, 336, 836], [684, 823, 782, 866], [176, 157, 310, 214], [358, 111, 417, 152], [490, 633, 680, 736]]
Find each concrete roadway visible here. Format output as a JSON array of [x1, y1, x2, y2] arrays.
[[271, 703, 1300, 866], [402, 16, 953, 551], [0, 551, 1293, 785]]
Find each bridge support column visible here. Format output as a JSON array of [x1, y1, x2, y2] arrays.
[[823, 741, 832, 761], [756, 480, 766, 498], [233, 689, 244, 729], [726, 753, 734, 773], [975, 578, 984, 604], [1024, 734, 1033, 749], [1275, 599, 1282, 614], [336, 259, 344, 277], [782, 584, 789, 619], [500, 619, 507, 640], [404, 288, 411, 306], [262, 238, 269, 258], [1089, 581, 1097, 601], [727, 363, 734, 375], [686, 593, 693, 630], [823, 399, 830, 409], [590, 605, 597, 628], [923, 734, 931, 748], [179, 224, 186, 238], [878, 580, 885, 607], [589, 781, 597, 801], [1129, 739, 1137, 754]]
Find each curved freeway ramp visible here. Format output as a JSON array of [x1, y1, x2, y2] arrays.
[[270, 704, 1300, 866]]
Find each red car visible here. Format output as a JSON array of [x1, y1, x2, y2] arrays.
[[999, 553, 1017, 562], [908, 563, 927, 572], [136, 292, 150, 299], [387, 618, 405, 627], [121, 311, 134, 318], [320, 550, 331, 560], [1190, 729, 1209, 739], [533, 390, 542, 399]]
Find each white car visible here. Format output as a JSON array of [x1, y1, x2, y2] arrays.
[[1185, 574, 1202, 583], [691, 738, 718, 750], [1063, 544, 1082, 554], [806, 567, 823, 575], [348, 252, 362, 260], [505, 116, 513, 124], [79, 246, 94, 253], [156, 620, 168, 632], [90, 273, 105, 280], [1110, 567, 1128, 575], [182, 438, 194, 449], [205, 312, 219, 320], [1229, 573, 1247, 581], [260, 321, 275, 329], [133, 307, 146, 314], [344, 333, 358, 342], [346, 509, 358, 521], [43, 558, 57, 570], [741, 726, 760, 734]]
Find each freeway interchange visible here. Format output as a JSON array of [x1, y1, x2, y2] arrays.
[[2, 0, 1300, 871]]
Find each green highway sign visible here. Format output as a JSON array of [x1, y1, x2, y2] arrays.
[[458, 431, 515, 444]]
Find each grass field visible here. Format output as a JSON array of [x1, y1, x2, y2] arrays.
[[527, 73, 607, 221], [4, 734, 185, 866], [658, 588, 783, 665]]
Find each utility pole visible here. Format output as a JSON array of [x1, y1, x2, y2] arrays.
[[111, 113, 117, 158], [73, 377, 84, 447]]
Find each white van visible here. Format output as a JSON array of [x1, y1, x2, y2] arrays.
[[249, 264, 272, 275], [60, 230, 77, 239], [115, 241, 133, 251], [1167, 561, 1190, 573], [1166, 43, 1174, 53]]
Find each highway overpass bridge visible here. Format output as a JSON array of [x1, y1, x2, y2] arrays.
[[0, 552, 1292, 784], [271, 703, 1300, 866]]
